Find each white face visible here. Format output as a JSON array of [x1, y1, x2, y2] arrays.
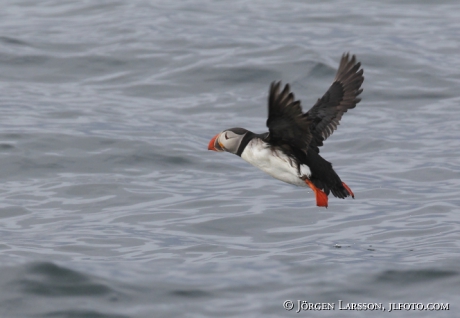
[[217, 130, 243, 154]]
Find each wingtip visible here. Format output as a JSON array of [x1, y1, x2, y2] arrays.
[[270, 81, 282, 95]]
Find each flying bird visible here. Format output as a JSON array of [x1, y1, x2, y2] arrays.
[[208, 53, 364, 207]]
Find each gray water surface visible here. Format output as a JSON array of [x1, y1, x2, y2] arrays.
[[0, 1, 459, 317]]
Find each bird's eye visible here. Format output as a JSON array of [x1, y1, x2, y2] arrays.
[[224, 132, 229, 140]]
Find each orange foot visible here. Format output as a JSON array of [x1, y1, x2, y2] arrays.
[[342, 182, 355, 199], [304, 179, 328, 208]]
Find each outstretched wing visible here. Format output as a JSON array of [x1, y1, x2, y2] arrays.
[[306, 53, 364, 153], [266, 81, 312, 154]]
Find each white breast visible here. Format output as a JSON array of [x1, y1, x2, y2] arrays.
[[240, 138, 310, 187]]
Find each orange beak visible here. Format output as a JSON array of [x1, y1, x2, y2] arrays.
[[208, 133, 224, 151]]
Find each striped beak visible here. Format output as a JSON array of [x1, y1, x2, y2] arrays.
[[208, 133, 224, 151]]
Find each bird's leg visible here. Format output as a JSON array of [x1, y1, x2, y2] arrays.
[[304, 179, 328, 208], [342, 182, 355, 199]]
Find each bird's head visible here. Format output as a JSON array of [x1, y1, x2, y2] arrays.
[[208, 128, 249, 155]]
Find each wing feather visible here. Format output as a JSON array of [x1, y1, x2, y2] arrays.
[[266, 82, 312, 154], [306, 53, 364, 152], [265, 53, 364, 155]]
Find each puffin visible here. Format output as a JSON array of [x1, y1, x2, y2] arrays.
[[208, 53, 364, 208]]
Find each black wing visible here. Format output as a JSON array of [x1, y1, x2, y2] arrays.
[[266, 81, 312, 154], [306, 53, 364, 153]]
